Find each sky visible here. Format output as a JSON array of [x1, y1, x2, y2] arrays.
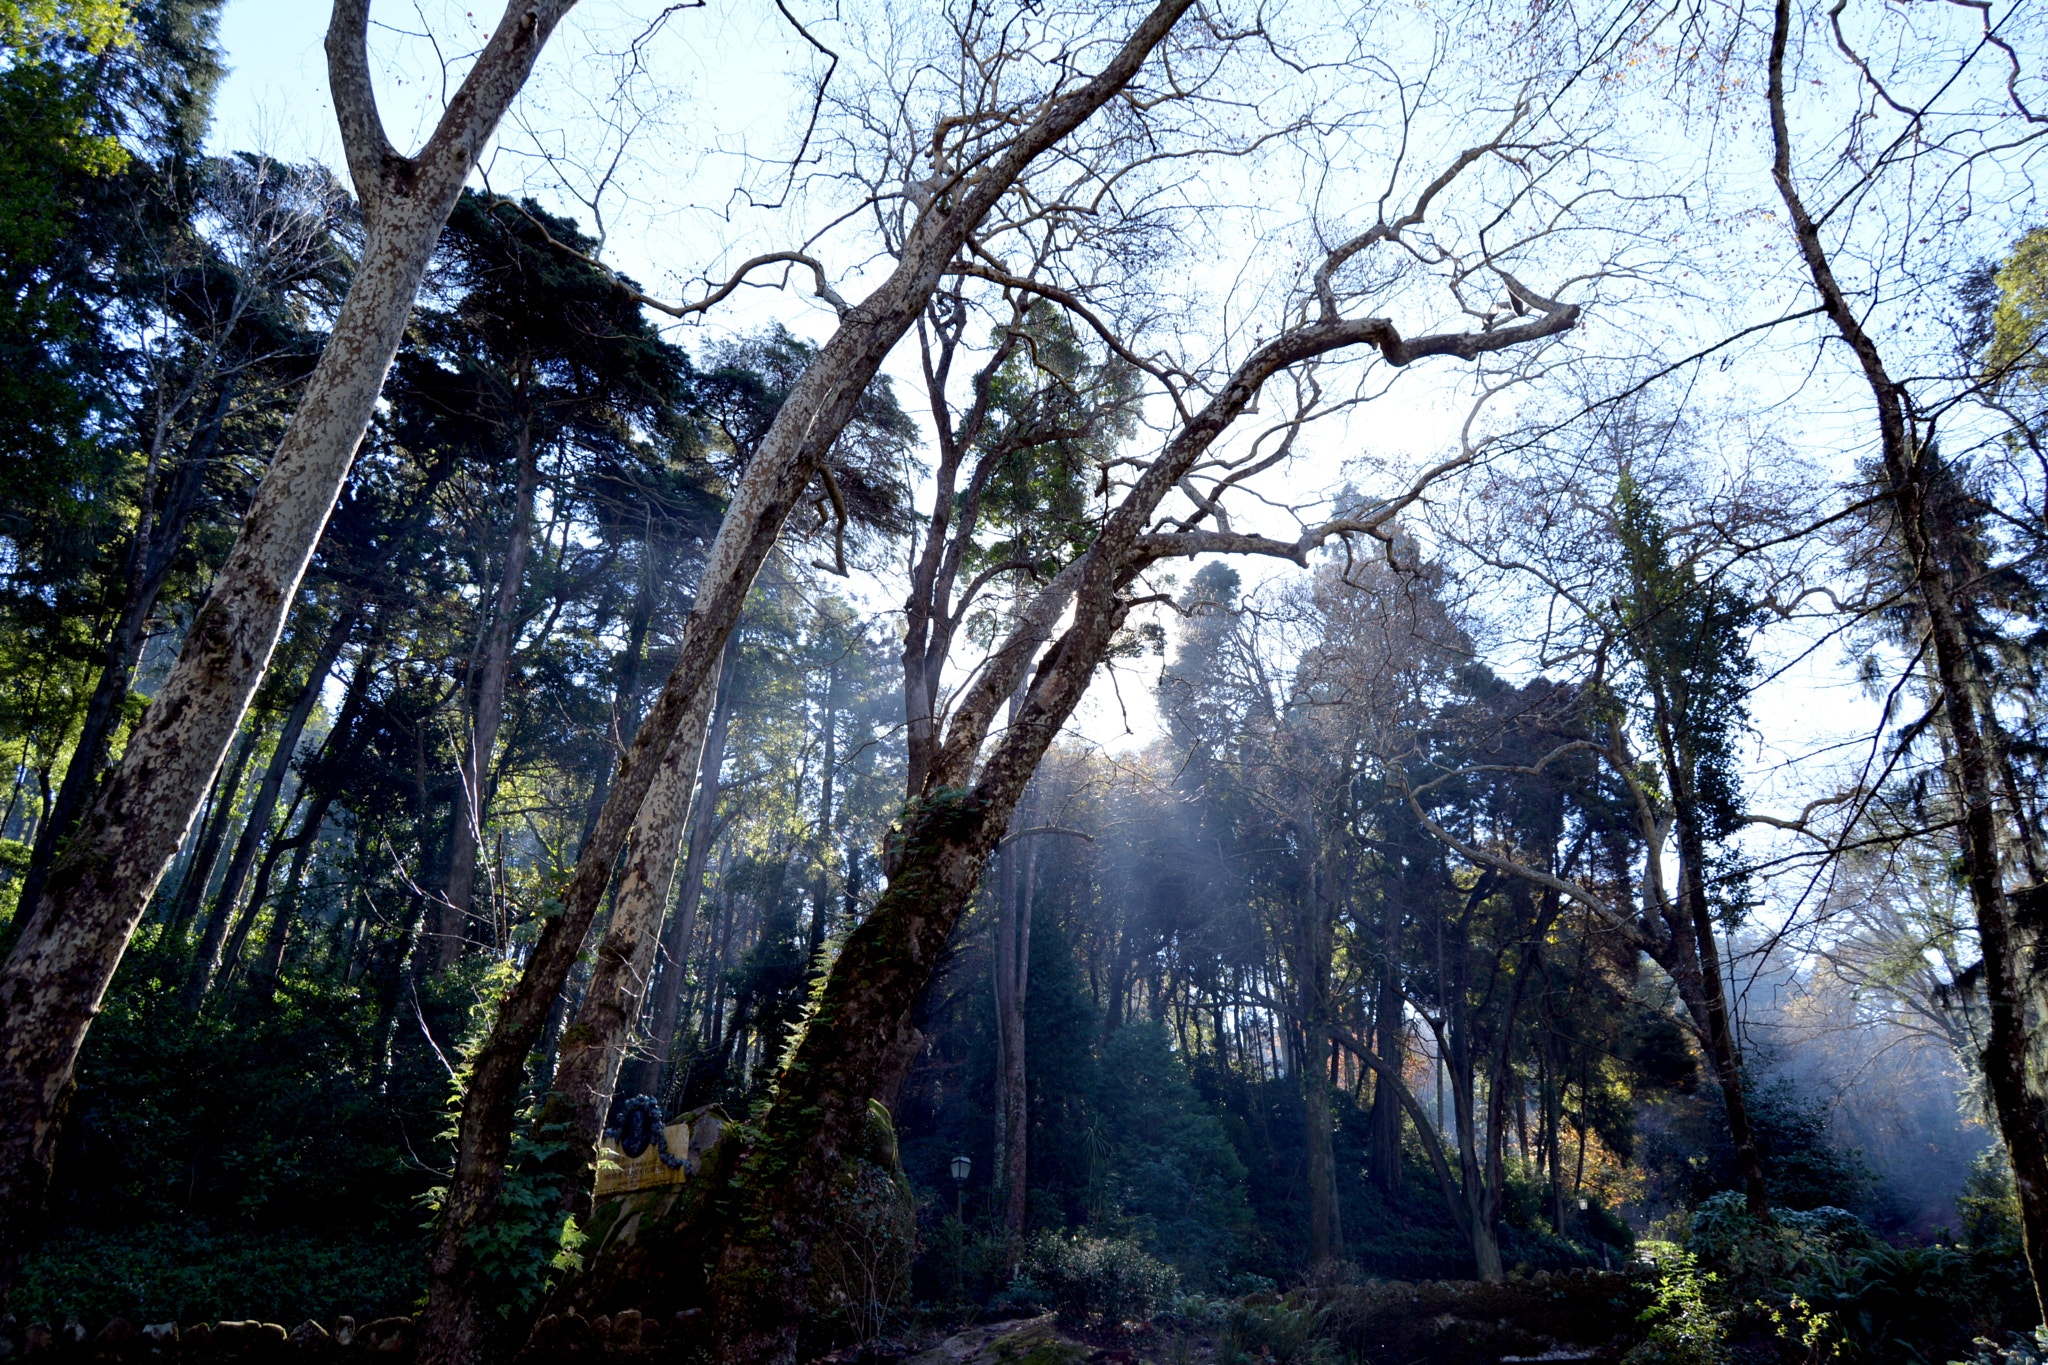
[[196, 0, 2033, 918]]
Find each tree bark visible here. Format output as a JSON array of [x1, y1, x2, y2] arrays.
[[539, 663, 720, 1227], [0, 0, 581, 1303]]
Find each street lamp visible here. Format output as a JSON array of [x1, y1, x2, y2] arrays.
[[949, 1154, 973, 1303], [950, 1154, 972, 1220]]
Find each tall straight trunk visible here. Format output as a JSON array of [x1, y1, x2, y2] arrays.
[[807, 657, 840, 969], [160, 725, 260, 951], [18, 382, 236, 920], [422, 8, 1199, 1355], [998, 781, 1038, 1239], [1366, 947, 1406, 1197], [1677, 817, 1768, 1216], [1303, 1045, 1341, 1265], [247, 785, 336, 999], [540, 663, 721, 1223], [181, 612, 352, 1008], [630, 645, 737, 1098], [1768, 0, 2048, 1315], [0, 0, 580, 1301], [434, 437, 540, 972]]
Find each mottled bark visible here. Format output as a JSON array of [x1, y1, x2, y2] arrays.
[[542, 664, 720, 1224], [1768, 0, 2048, 1315], [0, 0, 580, 1304]]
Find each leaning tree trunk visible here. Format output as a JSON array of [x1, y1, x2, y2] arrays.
[[0, 0, 581, 1303], [419, 6, 1200, 1355]]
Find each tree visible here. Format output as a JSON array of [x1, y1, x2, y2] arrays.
[[1765, 0, 2048, 1318], [0, 0, 584, 1302]]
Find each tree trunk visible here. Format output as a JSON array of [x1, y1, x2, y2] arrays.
[[17, 381, 236, 921], [629, 644, 737, 1098], [1366, 947, 1406, 1197], [181, 611, 352, 1008], [434, 437, 540, 972], [247, 785, 336, 1000], [539, 663, 720, 1226], [998, 781, 1038, 1240], [422, 8, 1199, 1354], [0, 0, 580, 1301], [159, 724, 260, 952]]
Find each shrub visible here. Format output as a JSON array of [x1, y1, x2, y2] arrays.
[[1216, 1299, 1335, 1365], [1016, 1232, 1178, 1329], [1622, 1249, 1729, 1365]]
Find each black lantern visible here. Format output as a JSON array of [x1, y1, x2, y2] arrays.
[[950, 1154, 972, 1183]]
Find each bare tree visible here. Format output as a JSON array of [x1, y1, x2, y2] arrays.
[[1762, 0, 2048, 1315], [415, 4, 1208, 1358]]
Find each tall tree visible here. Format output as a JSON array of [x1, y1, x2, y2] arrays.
[[0, 0, 583, 1300]]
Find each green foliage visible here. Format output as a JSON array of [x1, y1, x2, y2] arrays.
[[0, 0, 132, 51], [1985, 228, 2048, 397], [1624, 1250, 1730, 1365], [11, 1224, 420, 1326], [1216, 1299, 1337, 1365], [1016, 1232, 1179, 1329], [1958, 1149, 2025, 1255]]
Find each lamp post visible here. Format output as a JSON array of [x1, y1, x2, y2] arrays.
[[950, 1154, 972, 1223], [950, 1154, 972, 1303]]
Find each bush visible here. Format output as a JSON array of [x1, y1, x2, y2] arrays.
[[1685, 1191, 1878, 1295], [12, 1224, 422, 1325], [1622, 1249, 1729, 1365], [1216, 1300, 1335, 1365], [1016, 1232, 1178, 1329]]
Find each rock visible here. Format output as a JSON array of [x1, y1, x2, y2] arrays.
[[214, 1321, 257, 1353], [94, 1319, 138, 1357], [901, 1316, 1089, 1365], [180, 1324, 211, 1355], [521, 1314, 597, 1356], [607, 1310, 642, 1347], [22, 1324, 51, 1358], [140, 1324, 178, 1354], [331, 1320, 355, 1351], [60, 1322, 87, 1349], [289, 1320, 330, 1355], [356, 1318, 415, 1355]]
